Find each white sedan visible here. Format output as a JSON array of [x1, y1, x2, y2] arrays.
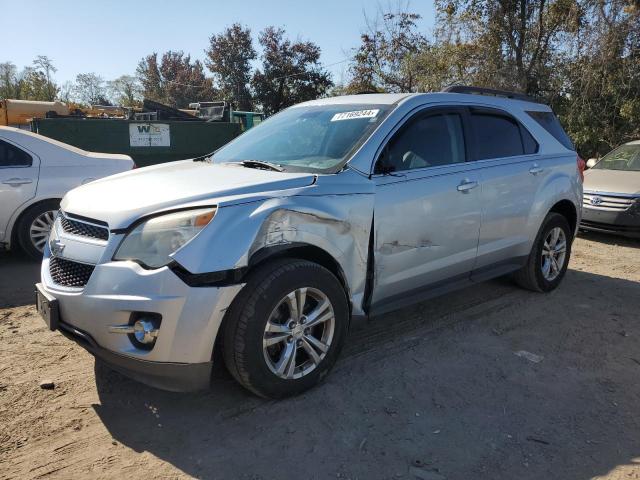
[[0, 126, 134, 258]]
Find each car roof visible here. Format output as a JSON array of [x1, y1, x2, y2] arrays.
[[297, 93, 412, 106], [299, 92, 551, 111], [0, 126, 132, 162], [0, 125, 91, 155]]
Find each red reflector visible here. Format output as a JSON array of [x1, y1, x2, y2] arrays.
[[577, 156, 585, 182]]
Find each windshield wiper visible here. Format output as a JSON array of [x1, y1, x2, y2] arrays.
[[239, 160, 284, 172]]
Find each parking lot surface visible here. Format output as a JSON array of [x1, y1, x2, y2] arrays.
[[1, 232, 639, 480]]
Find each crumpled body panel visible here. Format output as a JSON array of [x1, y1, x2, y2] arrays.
[[172, 169, 375, 316]]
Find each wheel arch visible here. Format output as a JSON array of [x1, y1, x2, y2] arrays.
[[549, 199, 578, 237], [247, 242, 350, 299], [8, 197, 61, 249]]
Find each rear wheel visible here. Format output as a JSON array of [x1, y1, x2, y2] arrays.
[[222, 258, 349, 398], [513, 212, 572, 292], [16, 200, 60, 260]]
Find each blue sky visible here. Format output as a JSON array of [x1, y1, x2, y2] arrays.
[[5, 0, 435, 86]]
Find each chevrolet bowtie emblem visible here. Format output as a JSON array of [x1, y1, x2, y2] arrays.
[[50, 239, 66, 256]]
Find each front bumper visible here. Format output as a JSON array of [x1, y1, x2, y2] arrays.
[[580, 205, 640, 238], [58, 320, 212, 391], [40, 258, 244, 392]]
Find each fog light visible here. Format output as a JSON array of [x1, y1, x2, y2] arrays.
[[108, 312, 162, 350], [133, 319, 159, 344]]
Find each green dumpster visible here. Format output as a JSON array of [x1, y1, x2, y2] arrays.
[[31, 118, 242, 167]]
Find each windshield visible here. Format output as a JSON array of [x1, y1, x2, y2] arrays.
[[212, 103, 393, 173], [594, 144, 640, 171]]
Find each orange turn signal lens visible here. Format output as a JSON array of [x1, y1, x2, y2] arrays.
[[194, 209, 216, 227]]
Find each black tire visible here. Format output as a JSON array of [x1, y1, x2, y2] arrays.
[[513, 212, 572, 292], [222, 258, 349, 399], [16, 200, 60, 260]]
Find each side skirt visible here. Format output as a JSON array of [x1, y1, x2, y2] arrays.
[[469, 256, 527, 283], [361, 255, 527, 322]]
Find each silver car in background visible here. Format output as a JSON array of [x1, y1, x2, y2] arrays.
[[36, 88, 583, 398], [581, 141, 640, 238], [0, 127, 134, 258]]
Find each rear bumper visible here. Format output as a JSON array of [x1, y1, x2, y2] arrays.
[[58, 321, 212, 392], [581, 205, 640, 238]]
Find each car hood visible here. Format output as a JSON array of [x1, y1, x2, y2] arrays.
[[584, 168, 640, 195], [61, 160, 316, 229]]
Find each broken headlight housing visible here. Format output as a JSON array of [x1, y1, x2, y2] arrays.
[[113, 208, 216, 268]]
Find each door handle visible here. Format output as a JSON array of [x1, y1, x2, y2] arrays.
[[529, 164, 544, 175], [457, 179, 479, 193], [2, 177, 33, 186]]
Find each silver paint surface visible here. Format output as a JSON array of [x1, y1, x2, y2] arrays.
[[41, 91, 581, 375]]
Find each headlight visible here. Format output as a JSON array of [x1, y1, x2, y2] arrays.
[[113, 207, 216, 268]]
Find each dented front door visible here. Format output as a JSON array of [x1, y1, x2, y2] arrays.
[[368, 107, 482, 310], [370, 164, 482, 309]]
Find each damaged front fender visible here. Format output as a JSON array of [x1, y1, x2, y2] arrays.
[[171, 170, 375, 316]]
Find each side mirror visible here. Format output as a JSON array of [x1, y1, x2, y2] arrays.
[[586, 158, 598, 169]]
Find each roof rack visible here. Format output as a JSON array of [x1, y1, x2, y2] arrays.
[[441, 85, 543, 104]]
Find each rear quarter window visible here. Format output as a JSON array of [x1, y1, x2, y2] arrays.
[[526, 111, 574, 150]]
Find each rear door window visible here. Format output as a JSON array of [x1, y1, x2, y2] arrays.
[[526, 111, 574, 150], [470, 111, 528, 160], [0, 140, 32, 167]]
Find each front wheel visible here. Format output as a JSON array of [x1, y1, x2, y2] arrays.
[[222, 259, 349, 398], [513, 212, 572, 292]]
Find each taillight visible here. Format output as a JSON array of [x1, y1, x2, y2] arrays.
[[577, 156, 585, 182], [132, 162, 138, 169]]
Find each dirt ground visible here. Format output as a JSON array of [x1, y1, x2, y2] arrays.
[[1, 231, 639, 480]]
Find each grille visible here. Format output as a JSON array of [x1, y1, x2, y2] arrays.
[[60, 214, 109, 241], [49, 256, 95, 288], [581, 220, 640, 233], [583, 192, 637, 211]]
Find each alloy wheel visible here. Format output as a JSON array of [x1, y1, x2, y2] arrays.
[[29, 210, 57, 252], [262, 287, 335, 380], [541, 226, 567, 281]]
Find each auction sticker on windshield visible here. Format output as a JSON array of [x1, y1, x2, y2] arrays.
[[331, 109, 380, 122]]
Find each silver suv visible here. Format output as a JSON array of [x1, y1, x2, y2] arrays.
[[36, 87, 583, 398]]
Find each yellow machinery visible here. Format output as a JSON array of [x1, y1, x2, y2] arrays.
[[0, 99, 69, 126]]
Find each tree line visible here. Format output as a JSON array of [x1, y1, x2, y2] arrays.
[[1, 1, 638, 157], [342, 0, 640, 158], [0, 24, 333, 117]]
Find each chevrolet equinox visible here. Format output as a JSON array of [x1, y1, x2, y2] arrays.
[[36, 87, 583, 398]]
